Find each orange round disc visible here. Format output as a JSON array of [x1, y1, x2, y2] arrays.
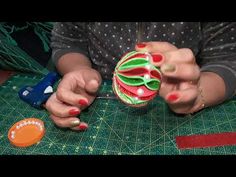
[[8, 118, 45, 147]]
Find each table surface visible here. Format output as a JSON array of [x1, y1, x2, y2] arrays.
[[0, 72, 236, 155]]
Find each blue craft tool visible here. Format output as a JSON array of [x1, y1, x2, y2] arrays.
[[18, 72, 59, 109]]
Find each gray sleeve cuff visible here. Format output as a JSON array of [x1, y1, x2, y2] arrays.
[[201, 65, 236, 100], [52, 48, 89, 66]]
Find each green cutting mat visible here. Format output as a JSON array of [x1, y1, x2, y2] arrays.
[[1, 73, 236, 155]]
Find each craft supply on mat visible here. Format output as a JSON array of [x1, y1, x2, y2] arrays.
[[1, 73, 236, 154], [176, 132, 236, 149], [112, 51, 162, 107], [8, 118, 45, 147], [18, 72, 59, 109]]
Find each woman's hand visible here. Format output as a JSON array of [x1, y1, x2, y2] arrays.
[[136, 42, 226, 114], [45, 67, 102, 130]]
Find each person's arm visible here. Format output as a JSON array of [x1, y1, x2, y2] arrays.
[[135, 36, 234, 114], [46, 22, 101, 131], [56, 53, 92, 75], [50, 22, 93, 75], [199, 22, 236, 104]]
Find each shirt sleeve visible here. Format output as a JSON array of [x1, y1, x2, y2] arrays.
[[198, 22, 236, 100], [50, 22, 89, 65]]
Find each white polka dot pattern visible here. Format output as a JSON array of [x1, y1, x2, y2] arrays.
[[51, 22, 236, 90]]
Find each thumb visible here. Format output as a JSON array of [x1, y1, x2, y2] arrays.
[[83, 69, 102, 94], [85, 79, 100, 94]]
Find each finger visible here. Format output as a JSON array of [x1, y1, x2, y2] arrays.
[[149, 53, 165, 67], [83, 69, 102, 94], [50, 114, 81, 128], [58, 72, 85, 92], [56, 72, 89, 106], [70, 122, 89, 131], [56, 87, 89, 107], [135, 42, 178, 53], [46, 94, 81, 118], [165, 87, 198, 105], [164, 48, 196, 64], [149, 48, 196, 68], [161, 63, 200, 81], [159, 81, 177, 98], [179, 81, 197, 90]]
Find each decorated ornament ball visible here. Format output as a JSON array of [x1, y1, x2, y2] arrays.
[[112, 51, 162, 107]]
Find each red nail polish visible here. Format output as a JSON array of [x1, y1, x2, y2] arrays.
[[167, 94, 179, 102], [69, 109, 80, 116], [152, 54, 163, 62], [79, 99, 88, 106], [137, 43, 146, 48], [78, 122, 88, 131]]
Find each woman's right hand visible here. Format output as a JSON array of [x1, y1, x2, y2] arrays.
[[45, 68, 102, 131]]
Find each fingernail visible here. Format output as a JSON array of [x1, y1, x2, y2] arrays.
[[152, 54, 163, 63], [136, 43, 146, 48], [167, 94, 179, 102], [162, 64, 176, 72], [71, 120, 81, 127], [78, 122, 88, 131], [69, 109, 80, 116], [78, 99, 88, 106]]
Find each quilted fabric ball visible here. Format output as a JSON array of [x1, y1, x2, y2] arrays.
[[112, 51, 162, 107]]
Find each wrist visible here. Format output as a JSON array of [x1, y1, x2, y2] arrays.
[[190, 83, 206, 113], [191, 71, 226, 113]]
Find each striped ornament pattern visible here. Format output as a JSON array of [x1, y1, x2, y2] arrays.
[[112, 51, 162, 107]]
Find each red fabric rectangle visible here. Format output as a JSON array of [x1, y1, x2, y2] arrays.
[[176, 132, 236, 149]]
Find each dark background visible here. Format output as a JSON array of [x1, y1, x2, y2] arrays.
[[3, 22, 52, 68]]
